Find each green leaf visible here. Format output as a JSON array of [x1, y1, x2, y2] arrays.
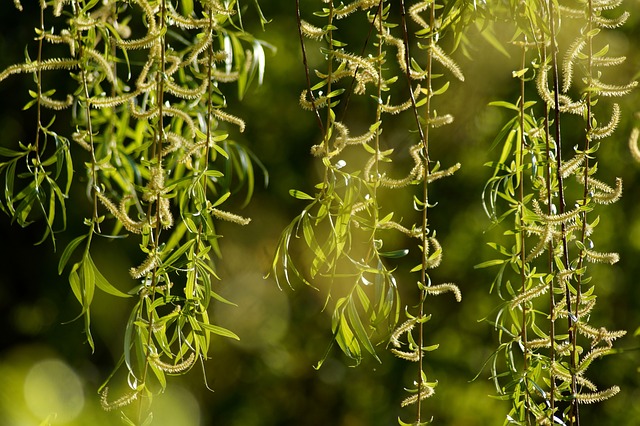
[[475, 259, 506, 269], [0, 146, 26, 157], [13, 184, 38, 226], [488, 101, 519, 111], [333, 299, 361, 361], [88, 254, 131, 298], [289, 189, 315, 200], [347, 297, 380, 362], [410, 263, 423, 273], [149, 361, 167, 390], [432, 81, 450, 96], [58, 234, 88, 275], [69, 265, 83, 307], [211, 191, 231, 208], [81, 256, 96, 308], [379, 249, 410, 258], [64, 147, 73, 195], [180, 0, 193, 15], [161, 239, 196, 270], [302, 214, 327, 278], [199, 322, 240, 340]]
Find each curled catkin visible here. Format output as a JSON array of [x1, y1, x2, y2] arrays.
[[100, 387, 138, 411]]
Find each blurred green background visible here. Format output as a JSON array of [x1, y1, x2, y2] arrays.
[[0, 1, 639, 425]]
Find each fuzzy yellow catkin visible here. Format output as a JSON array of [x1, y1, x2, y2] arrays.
[[594, 11, 629, 29], [211, 68, 240, 83], [525, 224, 553, 262], [426, 163, 461, 183], [378, 167, 422, 188], [164, 106, 199, 136], [532, 199, 581, 224], [428, 114, 455, 128], [583, 248, 620, 264], [527, 337, 551, 349], [593, 55, 627, 70], [576, 322, 626, 347], [158, 197, 174, 229], [554, 298, 596, 322], [166, 77, 208, 100], [100, 387, 138, 411], [586, 176, 623, 204], [333, 0, 368, 19], [509, 281, 548, 309], [96, 192, 145, 234], [590, 103, 621, 140], [425, 283, 462, 302], [560, 153, 586, 179], [375, 145, 424, 187], [380, 86, 422, 115], [377, 221, 423, 239], [150, 352, 196, 374], [424, 237, 442, 269], [391, 348, 420, 362], [390, 317, 419, 348], [562, 37, 586, 93], [577, 347, 615, 373], [130, 253, 159, 279], [575, 386, 620, 404], [40, 94, 74, 110], [332, 50, 379, 88], [168, 8, 210, 30], [300, 90, 328, 111], [400, 383, 435, 407], [431, 44, 465, 82], [299, 20, 325, 40], [551, 362, 597, 391], [90, 91, 140, 109], [84, 48, 117, 84], [210, 208, 251, 225], [536, 66, 586, 115], [43, 29, 74, 49], [208, 107, 246, 133], [163, 132, 191, 157], [116, 30, 161, 51], [591, 79, 638, 97], [408, 1, 431, 29], [72, 131, 92, 151], [0, 58, 79, 83]]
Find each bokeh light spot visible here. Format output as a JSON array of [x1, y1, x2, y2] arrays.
[[23, 359, 84, 424]]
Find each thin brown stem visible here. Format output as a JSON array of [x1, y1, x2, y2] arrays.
[[540, 31, 556, 419], [398, 1, 432, 422], [417, 3, 436, 423], [374, 1, 384, 187], [399, 0, 426, 144], [35, 3, 44, 153], [548, 0, 579, 423], [71, 0, 100, 232], [518, 44, 531, 426], [295, 0, 325, 137], [138, 0, 167, 422], [573, 1, 595, 424]]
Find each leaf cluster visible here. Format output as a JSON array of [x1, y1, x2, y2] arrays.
[[0, 0, 268, 420], [479, 0, 634, 423]]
